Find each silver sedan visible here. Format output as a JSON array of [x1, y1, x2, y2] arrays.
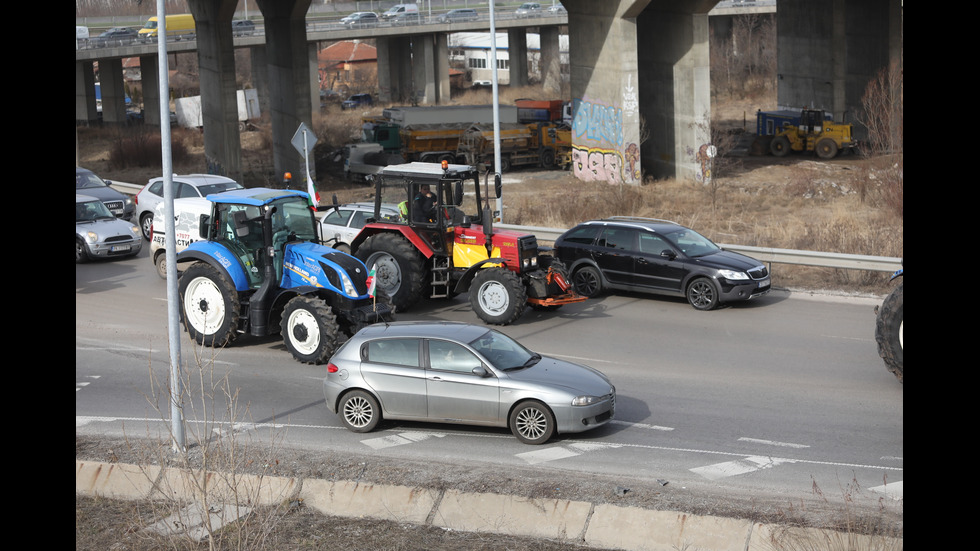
[[324, 322, 616, 444]]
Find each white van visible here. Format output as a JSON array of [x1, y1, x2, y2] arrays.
[[381, 3, 420, 22], [149, 197, 211, 279]]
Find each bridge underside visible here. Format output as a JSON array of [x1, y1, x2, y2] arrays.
[[77, 0, 900, 186]]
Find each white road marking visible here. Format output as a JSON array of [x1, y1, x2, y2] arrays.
[[611, 420, 674, 431], [690, 455, 796, 480], [517, 447, 581, 464], [361, 432, 446, 450], [869, 480, 903, 500], [738, 437, 809, 448]]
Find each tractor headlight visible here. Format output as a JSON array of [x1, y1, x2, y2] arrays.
[[339, 271, 358, 297]]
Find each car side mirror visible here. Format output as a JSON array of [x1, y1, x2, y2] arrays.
[[472, 366, 491, 378], [660, 249, 676, 260], [199, 214, 210, 239]]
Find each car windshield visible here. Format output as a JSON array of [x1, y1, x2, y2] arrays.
[[198, 182, 243, 196], [661, 228, 721, 258], [469, 329, 539, 370], [76, 200, 115, 222], [76, 171, 107, 189]]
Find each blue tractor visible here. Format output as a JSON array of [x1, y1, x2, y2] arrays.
[[176, 188, 394, 364]]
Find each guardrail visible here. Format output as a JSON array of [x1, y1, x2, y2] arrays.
[[497, 223, 903, 274], [110, 180, 900, 274]]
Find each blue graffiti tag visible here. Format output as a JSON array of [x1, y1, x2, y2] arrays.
[[572, 99, 624, 148]]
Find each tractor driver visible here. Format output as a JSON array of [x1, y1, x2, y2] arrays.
[[413, 184, 437, 223]]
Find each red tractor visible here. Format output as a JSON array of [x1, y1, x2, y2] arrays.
[[350, 161, 584, 325]]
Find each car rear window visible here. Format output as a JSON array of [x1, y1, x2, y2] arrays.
[[365, 338, 420, 367]]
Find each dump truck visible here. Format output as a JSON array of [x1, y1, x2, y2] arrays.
[[456, 121, 572, 171]]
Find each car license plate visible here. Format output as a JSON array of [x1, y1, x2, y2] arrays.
[[111, 244, 131, 252]]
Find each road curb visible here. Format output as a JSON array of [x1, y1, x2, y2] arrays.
[[76, 460, 899, 550]]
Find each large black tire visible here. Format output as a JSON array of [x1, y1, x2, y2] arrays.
[[815, 138, 839, 159], [139, 212, 154, 241], [509, 400, 555, 445], [875, 281, 903, 383], [572, 265, 604, 298], [539, 147, 556, 169], [76, 238, 90, 264], [338, 390, 382, 433], [356, 233, 427, 312], [281, 295, 343, 365], [770, 135, 791, 157], [686, 277, 719, 311], [469, 267, 527, 325], [178, 262, 241, 348]]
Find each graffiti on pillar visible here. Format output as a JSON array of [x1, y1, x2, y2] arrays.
[[571, 93, 640, 184], [694, 143, 716, 185], [572, 98, 624, 148], [572, 145, 640, 185]]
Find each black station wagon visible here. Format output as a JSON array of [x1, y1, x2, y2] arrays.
[[554, 217, 771, 310]]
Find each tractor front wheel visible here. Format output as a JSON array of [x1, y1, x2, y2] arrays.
[[178, 262, 241, 348], [281, 295, 342, 365], [470, 267, 527, 325]]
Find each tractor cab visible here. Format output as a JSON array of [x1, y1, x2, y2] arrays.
[[204, 188, 320, 288], [367, 161, 486, 258]]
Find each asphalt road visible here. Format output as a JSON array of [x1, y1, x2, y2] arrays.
[[76, 243, 903, 507]]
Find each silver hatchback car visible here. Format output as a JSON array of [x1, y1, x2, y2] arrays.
[[324, 322, 616, 444]]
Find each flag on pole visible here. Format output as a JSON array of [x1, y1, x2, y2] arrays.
[[366, 267, 376, 297], [306, 176, 320, 209]]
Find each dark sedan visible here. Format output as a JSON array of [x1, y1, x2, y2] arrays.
[[555, 217, 771, 310], [94, 27, 138, 47], [76, 167, 135, 221]]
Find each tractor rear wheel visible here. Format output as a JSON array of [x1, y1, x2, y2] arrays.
[[770, 135, 791, 157], [470, 267, 527, 325], [178, 262, 241, 348], [875, 281, 903, 383], [816, 138, 839, 159], [356, 232, 427, 312], [281, 295, 342, 365]]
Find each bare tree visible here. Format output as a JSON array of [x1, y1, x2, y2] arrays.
[[858, 60, 903, 217]]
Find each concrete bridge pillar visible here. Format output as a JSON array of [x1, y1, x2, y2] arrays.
[[76, 61, 98, 125], [188, 0, 243, 183], [507, 29, 528, 88], [100, 59, 128, 125], [565, 0, 648, 184], [139, 55, 161, 127], [255, 0, 315, 183], [539, 26, 562, 96], [637, 1, 714, 182]]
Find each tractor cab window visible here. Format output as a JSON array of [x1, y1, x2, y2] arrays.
[[216, 203, 265, 288]]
